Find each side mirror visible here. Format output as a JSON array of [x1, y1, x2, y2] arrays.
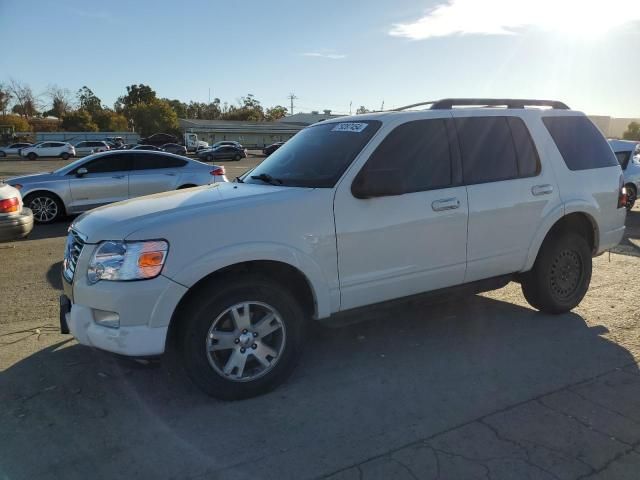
[[352, 168, 404, 199], [76, 167, 88, 177]]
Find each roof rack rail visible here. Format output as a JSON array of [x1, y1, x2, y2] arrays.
[[392, 98, 570, 112], [430, 98, 570, 110]]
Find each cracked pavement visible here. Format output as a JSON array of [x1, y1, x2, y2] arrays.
[[1, 189, 640, 478]]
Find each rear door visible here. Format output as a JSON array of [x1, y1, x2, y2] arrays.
[[128, 153, 188, 197], [67, 153, 131, 211], [334, 116, 469, 310], [451, 112, 561, 282]]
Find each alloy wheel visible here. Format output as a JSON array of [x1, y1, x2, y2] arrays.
[[206, 301, 286, 382], [30, 197, 58, 222]]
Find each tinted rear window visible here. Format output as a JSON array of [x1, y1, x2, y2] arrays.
[[543, 116, 618, 171], [244, 121, 381, 188], [133, 154, 187, 170]]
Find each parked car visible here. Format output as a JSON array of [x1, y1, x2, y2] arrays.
[[132, 144, 162, 151], [197, 145, 246, 161], [74, 141, 111, 155], [609, 139, 640, 210], [0, 182, 33, 242], [140, 133, 178, 147], [7, 150, 227, 223], [0, 143, 33, 157], [104, 136, 125, 148], [161, 143, 187, 155], [211, 141, 244, 150], [262, 142, 285, 156], [20, 142, 75, 160], [57, 98, 626, 400]]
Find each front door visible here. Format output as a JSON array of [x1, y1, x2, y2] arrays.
[[67, 153, 130, 212], [333, 116, 469, 311]]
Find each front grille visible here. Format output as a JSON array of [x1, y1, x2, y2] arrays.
[[63, 230, 85, 283]]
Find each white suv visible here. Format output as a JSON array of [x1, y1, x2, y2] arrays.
[[59, 98, 626, 400], [21, 142, 75, 160]]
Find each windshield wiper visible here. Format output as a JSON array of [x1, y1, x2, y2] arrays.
[[250, 173, 283, 185]]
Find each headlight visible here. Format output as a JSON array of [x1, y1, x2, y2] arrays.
[[87, 240, 168, 284]]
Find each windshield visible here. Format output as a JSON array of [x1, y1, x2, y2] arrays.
[[244, 120, 381, 188]]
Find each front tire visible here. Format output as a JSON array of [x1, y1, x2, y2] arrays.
[[206, 154, 213, 162], [521, 232, 592, 314], [24, 192, 63, 224], [61, 152, 70, 160], [27, 152, 37, 161], [234, 154, 241, 161], [179, 275, 306, 400]]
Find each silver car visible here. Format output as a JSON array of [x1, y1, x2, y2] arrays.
[[6, 150, 228, 223], [609, 139, 640, 210]]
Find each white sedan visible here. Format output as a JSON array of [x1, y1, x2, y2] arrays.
[[21, 142, 76, 160], [0, 182, 33, 241]]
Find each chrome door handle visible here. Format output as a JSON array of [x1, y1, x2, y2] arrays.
[[532, 184, 553, 196], [432, 198, 460, 211]]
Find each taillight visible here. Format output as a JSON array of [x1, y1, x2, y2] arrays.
[[210, 166, 225, 176], [0, 197, 19, 213], [618, 174, 627, 209]]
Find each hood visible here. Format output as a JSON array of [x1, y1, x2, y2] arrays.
[[72, 182, 312, 243], [6, 172, 58, 184]]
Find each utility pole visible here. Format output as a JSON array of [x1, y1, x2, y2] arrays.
[[349, 101, 352, 115], [287, 93, 298, 115], [380, 100, 385, 111], [208, 88, 211, 103]]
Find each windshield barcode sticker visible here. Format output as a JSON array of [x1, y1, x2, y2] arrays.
[[332, 122, 368, 133]]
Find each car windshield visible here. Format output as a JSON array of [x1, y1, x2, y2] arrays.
[[244, 120, 381, 188]]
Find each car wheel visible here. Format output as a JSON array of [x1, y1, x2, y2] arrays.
[[27, 152, 37, 161], [206, 154, 213, 162], [625, 184, 636, 210], [234, 154, 241, 161], [179, 274, 306, 400], [61, 152, 70, 160], [521, 232, 592, 314], [24, 193, 63, 224], [0, 151, 6, 158]]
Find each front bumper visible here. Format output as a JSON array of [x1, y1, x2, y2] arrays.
[[61, 268, 188, 356], [0, 208, 34, 242]]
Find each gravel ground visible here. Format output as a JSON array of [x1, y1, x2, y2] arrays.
[[1, 161, 639, 479]]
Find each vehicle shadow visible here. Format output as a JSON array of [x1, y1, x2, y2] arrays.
[[23, 219, 72, 241], [611, 208, 640, 257], [1, 295, 637, 480], [46, 261, 63, 290]]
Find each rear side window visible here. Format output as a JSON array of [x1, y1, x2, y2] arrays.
[[133, 153, 187, 170], [80, 154, 130, 173], [507, 117, 540, 177], [456, 117, 518, 184], [361, 119, 453, 192], [543, 116, 618, 171]]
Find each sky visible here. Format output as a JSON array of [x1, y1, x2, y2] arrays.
[[1, 0, 639, 117]]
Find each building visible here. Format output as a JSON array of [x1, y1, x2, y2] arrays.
[[179, 110, 345, 149], [588, 115, 640, 138]]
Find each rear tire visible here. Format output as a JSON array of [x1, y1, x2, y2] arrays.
[[206, 154, 213, 162], [27, 152, 37, 161], [625, 184, 636, 210], [234, 154, 241, 161], [61, 152, 70, 160], [178, 274, 306, 400], [521, 232, 592, 314], [24, 192, 63, 224]]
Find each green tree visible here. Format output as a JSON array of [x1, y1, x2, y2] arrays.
[[0, 83, 11, 117], [163, 98, 188, 119], [116, 84, 157, 111], [265, 105, 288, 121], [92, 109, 129, 131], [623, 121, 640, 141], [356, 105, 369, 114], [222, 94, 264, 121], [61, 110, 98, 131], [77, 86, 102, 115], [2, 114, 30, 131], [128, 100, 179, 136]]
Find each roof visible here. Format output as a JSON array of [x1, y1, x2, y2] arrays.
[[179, 118, 303, 134], [277, 112, 343, 126]]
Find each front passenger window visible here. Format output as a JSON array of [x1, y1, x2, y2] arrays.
[[78, 154, 129, 174]]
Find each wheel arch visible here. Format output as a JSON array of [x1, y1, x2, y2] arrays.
[[22, 189, 67, 215], [166, 259, 318, 350], [523, 210, 598, 272]]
